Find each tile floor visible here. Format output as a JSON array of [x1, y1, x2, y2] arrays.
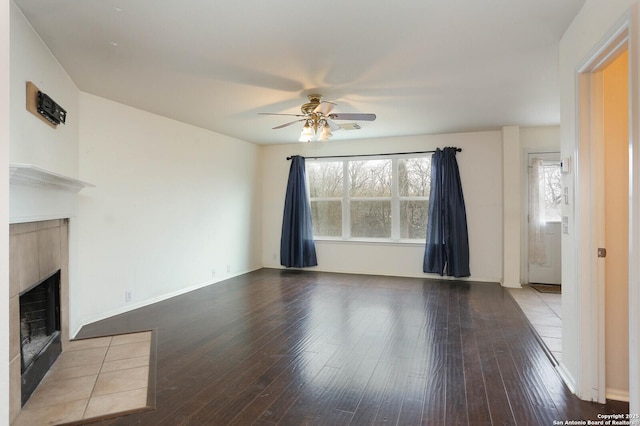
[[13, 331, 155, 426], [508, 284, 562, 362]]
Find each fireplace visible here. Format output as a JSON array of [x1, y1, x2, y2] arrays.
[[9, 219, 72, 421], [9, 165, 92, 423], [19, 269, 62, 405]]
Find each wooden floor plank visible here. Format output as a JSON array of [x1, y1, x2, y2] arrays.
[[72, 268, 628, 425], [348, 360, 396, 425], [473, 307, 518, 425], [256, 344, 340, 423], [227, 345, 339, 426], [444, 285, 469, 426], [460, 323, 492, 424], [395, 375, 427, 426], [372, 358, 412, 425], [421, 358, 447, 424], [334, 325, 395, 413], [275, 364, 341, 425]]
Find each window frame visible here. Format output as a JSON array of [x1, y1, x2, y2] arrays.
[[306, 153, 431, 244]]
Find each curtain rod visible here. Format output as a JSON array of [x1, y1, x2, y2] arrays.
[[286, 147, 462, 161]]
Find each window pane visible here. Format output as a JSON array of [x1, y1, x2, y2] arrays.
[[350, 200, 391, 238], [542, 162, 562, 222], [400, 200, 428, 239], [349, 160, 391, 197], [399, 156, 431, 197], [307, 162, 343, 198], [311, 200, 342, 237]]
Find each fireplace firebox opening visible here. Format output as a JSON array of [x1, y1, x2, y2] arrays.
[[19, 269, 62, 406]]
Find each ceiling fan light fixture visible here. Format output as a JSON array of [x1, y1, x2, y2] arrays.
[[301, 122, 314, 136], [319, 122, 332, 141], [299, 121, 314, 142]]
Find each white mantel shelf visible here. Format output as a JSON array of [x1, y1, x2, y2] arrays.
[[9, 164, 94, 193]]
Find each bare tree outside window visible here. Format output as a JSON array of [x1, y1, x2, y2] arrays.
[[308, 161, 343, 198], [349, 160, 392, 197], [399, 157, 431, 239], [349, 160, 392, 237], [541, 162, 562, 222], [307, 162, 343, 236], [399, 157, 431, 197]]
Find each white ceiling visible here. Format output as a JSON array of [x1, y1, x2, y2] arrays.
[[14, 0, 585, 145]]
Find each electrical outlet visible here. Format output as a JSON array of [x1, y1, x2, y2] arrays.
[[272, 253, 277, 261], [125, 290, 132, 303], [211, 269, 216, 277], [227, 264, 231, 273]]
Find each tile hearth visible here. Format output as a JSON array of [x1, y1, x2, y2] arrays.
[[13, 331, 155, 426]]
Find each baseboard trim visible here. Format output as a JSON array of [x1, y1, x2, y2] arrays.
[[557, 362, 577, 395], [606, 387, 630, 402]]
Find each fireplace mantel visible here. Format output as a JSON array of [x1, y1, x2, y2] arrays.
[[9, 163, 94, 192], [9, 164, 94, 224]]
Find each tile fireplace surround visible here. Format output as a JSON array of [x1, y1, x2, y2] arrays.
[[9, 219, 71, 423]]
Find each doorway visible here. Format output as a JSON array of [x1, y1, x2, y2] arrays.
[[576, 23, 631, 403], [602, 48, 630, 402], [527, 152, 562, 286]]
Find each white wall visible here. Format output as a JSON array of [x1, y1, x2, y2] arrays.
[[9, 3, 79, 177], [7, 6, 79, 424], [559, 0, 638, 408], [262, 131, 503, 283], [1, 1, 10, 424], [502, 126, 521, 287], [520, 126, 560, 152], [75, 93, 262, 334]]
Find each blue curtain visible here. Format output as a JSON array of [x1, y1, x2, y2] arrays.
[[280, 156, 318, 268], [423, 147, 470, 277]]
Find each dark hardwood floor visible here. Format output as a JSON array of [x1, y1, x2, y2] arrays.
[[77, 268, 628, 425]]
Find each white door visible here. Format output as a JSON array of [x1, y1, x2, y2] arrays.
[[528, 153, 562, 285]]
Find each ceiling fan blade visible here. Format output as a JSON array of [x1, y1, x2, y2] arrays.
[[258, 112, 305, 117], [273, 119, 306, 129], [313, 101, 337, 115], [328, 113, 376, 121], [326, 119, 341, 131]]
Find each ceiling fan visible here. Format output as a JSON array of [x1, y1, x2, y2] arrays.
[[259, 94, 376, 142]]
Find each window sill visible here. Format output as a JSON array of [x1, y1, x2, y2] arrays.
[[313, 237, 425, 247]]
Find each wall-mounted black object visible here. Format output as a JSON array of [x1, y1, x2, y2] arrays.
[[26, 81, 67, 129], [37, 91, 66, 126]]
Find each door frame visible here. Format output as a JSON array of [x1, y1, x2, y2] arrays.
[[574, 10, 637, 405]]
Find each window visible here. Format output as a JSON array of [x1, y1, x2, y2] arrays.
[[307, 154, 432, 241], [539, 160, 562, 223]]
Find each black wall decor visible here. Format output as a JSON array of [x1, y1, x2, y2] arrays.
[[26, 81, 67, 128], [36, 91, 66, 126]]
